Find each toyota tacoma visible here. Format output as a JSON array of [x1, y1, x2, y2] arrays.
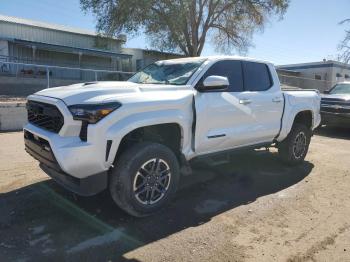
[[24, 56, 321, 217]]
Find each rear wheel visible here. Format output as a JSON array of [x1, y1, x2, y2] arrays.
[[109, 142, 180, 217], [278, 123, 311, 166]]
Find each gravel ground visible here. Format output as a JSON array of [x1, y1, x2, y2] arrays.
[[0, 128, 350, 262]]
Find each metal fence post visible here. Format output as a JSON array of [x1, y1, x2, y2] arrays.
[[95, 71, 98, 81], [46, 67, 50, 88]]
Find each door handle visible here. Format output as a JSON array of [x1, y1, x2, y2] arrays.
[[239, 99, 252, 105], [272, 97, 282, 103]]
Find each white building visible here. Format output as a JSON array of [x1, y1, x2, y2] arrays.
[[278, 60, 350, 91], [0, 14, 132, 80]]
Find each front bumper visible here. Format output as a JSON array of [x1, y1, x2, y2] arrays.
[[24, 130, 108, 196], [321, 112, 350, 127]]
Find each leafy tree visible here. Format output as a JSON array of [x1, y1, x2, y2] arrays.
[[339, 19, 350, 63], [81, 0, 289, 56]]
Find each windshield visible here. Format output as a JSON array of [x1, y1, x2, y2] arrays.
[[330, 83, 350, 94], [128, 59, 206, 85]]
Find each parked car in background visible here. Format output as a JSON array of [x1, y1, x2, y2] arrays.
[[24, 56, 321, 217], [321, 82, 350, 127]]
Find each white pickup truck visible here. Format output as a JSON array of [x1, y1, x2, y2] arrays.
[[24, 56, 321, 217]]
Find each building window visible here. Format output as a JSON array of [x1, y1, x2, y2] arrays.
[[136, 59, 144, 71], [336, 73, 343, 78], [315, 74, 322, 80], [345, 74, 349, 79]]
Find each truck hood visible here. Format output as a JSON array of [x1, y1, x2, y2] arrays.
[[33, 81, 193, 105], [321, 93, 350, 101]]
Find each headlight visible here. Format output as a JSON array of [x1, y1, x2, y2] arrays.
[[68, 102, 121, 124]]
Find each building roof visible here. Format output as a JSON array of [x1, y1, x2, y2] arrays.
[[0, 14, 124, 41], [10, 39, 132, 59], [278, 60, 350, 70]]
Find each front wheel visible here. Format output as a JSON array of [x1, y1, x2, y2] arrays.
[[278, 123, 312, 166], [109, 142, 180, 217]]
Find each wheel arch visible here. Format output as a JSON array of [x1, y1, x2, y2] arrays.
[[293, 110, 313, 130], [277, 108, 315, 142], [114, 123, 184, 162]]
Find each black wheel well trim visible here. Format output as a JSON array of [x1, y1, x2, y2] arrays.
[[191, 96, 196, 152], [113, 123, 184, 164], [293, 110, 313, 130], [274, 109, 313, 144]]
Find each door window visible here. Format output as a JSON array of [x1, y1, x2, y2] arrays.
[[200, 60, 244, 92], [243, 62, 272, 91]]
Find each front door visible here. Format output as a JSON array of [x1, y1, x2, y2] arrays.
[[194, 60, 257, 154]]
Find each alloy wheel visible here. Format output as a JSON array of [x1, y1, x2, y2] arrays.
[[133, 158, 171, 205], [293, 131, 307, 159]]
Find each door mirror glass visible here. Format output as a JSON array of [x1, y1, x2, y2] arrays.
[[201, 75, 229, 91]]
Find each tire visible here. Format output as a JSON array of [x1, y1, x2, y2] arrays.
[[109, 142, 180, 217], [278, 123, 312, 166]]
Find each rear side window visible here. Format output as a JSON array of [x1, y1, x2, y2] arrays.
[[201, 60, 244, 92], [243, 62, 272, 91]]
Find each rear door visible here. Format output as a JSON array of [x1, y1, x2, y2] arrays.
[[239, 61, 284, 143]]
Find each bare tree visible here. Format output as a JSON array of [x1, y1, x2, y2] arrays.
[[338, 19, 350, 63], [81, 0, 289, 56]]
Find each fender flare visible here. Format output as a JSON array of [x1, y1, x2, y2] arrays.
[[277, 106, 315, 142], [104, 109, 192, 166]]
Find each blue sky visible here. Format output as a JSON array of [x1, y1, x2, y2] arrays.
[[1, 0, 349, 65]]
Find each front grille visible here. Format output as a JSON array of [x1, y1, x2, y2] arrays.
[[321, 98, 350, 114], [321, 107, 350, 114], [27, 100, 64, 133], [321, 97, 346, 102]]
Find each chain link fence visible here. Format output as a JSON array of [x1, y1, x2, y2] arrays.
[[0, 60, 134, 89]]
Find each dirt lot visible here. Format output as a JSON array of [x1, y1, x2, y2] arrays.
[[0, 129, 350, 262]]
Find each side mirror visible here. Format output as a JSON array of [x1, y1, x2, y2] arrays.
[[323, 90, 330, 94], [200, 75, 229, 91]]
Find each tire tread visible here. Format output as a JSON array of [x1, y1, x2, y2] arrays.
[[278, 123, 311, 166]]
